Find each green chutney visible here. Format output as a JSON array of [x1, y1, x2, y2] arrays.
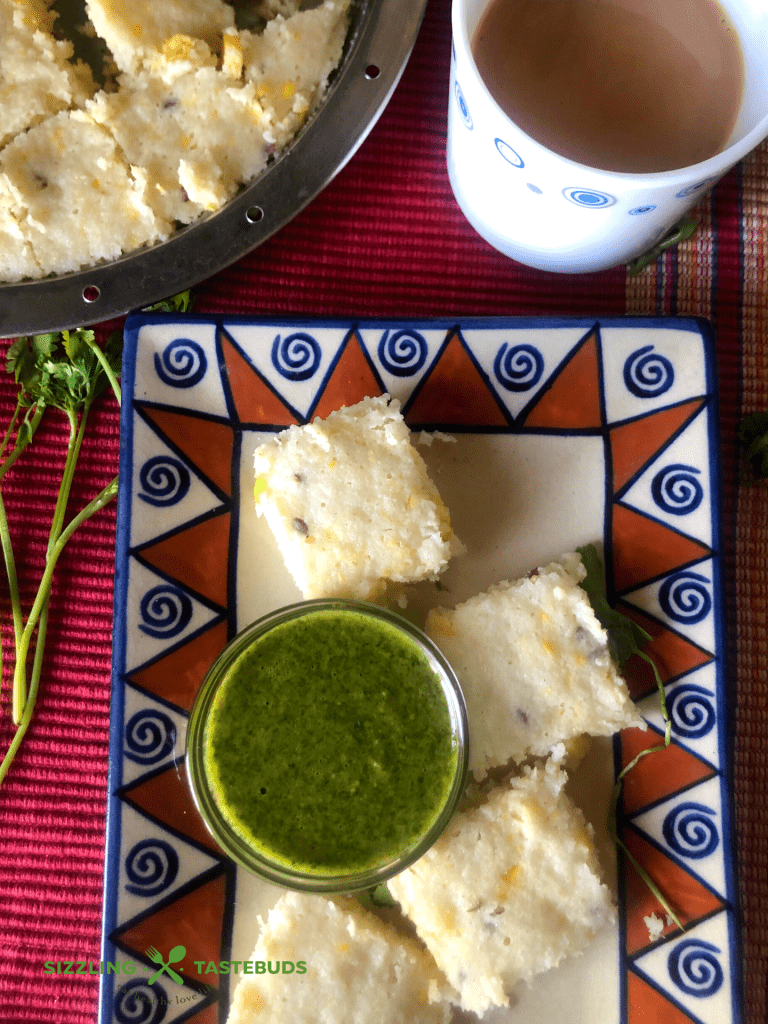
[[203, 609, 458, 875]]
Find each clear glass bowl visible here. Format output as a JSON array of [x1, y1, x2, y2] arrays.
[[186, 598, 469, 893]]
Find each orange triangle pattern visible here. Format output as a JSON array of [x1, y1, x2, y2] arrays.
[[140, 405, 234, 497], [182, 1005, 220, 1024], [114, 872, 229, 990], [122, 762, 223, 855], [127, 620, 230, 712], [139, 513, 230, 608], [312, 330, 383, 420], [404, 329, 509, 427], [219, 331, 299, 427], [522, 326, 602, 429], [612, 505, 710, 591], [618, 604, 713, 699], [619, 727, 715, 814], [610, 400, 705, 494], [622, 827, 724, 955], [627, 969, 697, 1024]]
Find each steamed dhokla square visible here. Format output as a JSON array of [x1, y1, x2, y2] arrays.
[[86, 62, 272, 223], [387, 757, 616, 1017], [0, 110, 167, 276], [252, 395, 463, 599], [84, 0, 235, 73], [426, 552, 644, 778], [227, 892, 452, 1024], [0, 0, 94, 147]]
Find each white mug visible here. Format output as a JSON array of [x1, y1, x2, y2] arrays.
[[447, 0, 768, 273]]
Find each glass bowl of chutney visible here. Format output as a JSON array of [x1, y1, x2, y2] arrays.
[[186, 598, 469, 893]]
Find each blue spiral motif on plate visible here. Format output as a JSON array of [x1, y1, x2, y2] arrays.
[[124, 709, 176, 765], [668, 939, 723, 997], [493, 342, 544, 392], [139, 585, 193, 639], [668, 683, 716, 739], [651, 463, 703, 516], [114, 979, 168, 1023], [271, 332, 321, 381], [455, 81, 472, 129], [154, 338, 207, 388], [378, 329, 428, 376], [662, 802, 719, 859], [562, 187, 616, 208], [494, 138, 524, 167], [629, 205, 656, 215], [138, 456, 191, 508], [659, 570, 711, 625], [125, 838, 180, 897], [623, 344, 674, 397]]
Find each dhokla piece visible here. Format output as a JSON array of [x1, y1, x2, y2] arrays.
[[0, 176, 40, 282], [0, 0, 94, 147], [226, 892, 452, 1024], [252, 395, 462, 600], [0, 110, 168, 276], [87, 62, 271, 223], [388, 757, 617, 1017], [84, 0, 235, 73], [240, 0, 352, 147], [426, 552, 645, 779]]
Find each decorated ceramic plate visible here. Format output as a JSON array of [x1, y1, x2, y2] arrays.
[[100, 315, 741, 1024]]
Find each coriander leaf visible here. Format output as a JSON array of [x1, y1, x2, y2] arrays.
[[143, 289, 194, 314], [576, 543, 651, 669], [738, 411, 768, 479]]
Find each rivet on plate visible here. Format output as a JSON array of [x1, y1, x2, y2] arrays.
[[365, 64, 381, 80], [82, 285, 100, 303], [246, 206, 265, 224]]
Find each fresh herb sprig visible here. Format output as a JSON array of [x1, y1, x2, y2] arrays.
[[0, 291, 193, 787], [577, 544, 683, 931]]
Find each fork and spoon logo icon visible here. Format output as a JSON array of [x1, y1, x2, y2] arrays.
[[145, 944, 186, 984]]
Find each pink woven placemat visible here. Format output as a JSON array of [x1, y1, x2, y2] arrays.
[[1, 1, 765, 1021]]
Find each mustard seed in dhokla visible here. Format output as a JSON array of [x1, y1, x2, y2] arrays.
[[203, 609, 458, 875]]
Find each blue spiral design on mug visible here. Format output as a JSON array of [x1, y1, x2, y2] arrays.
[[493, 343, 544, 392], [659, 571, 711, 624], [454, 81, 472, 129], [114, 979, 168, 1023], [378, 329, 428, 376], [668, 683, 716, 739], [494, 138, 524, 167], [138, 586, 193, 639], [125, 838, 180, 897], [271, 332, 321, 381], [623, 345, 675, 397], [629, 205, 657, 215], [676, 178, 714, 198], [662, 802, 719, 860], [562, 187, 616, 208], [124, 709, 176, 765], [154, 338, 207, 388], [138, 456, 191, 508], [668, 939, 723, 997], [651, 463, 703, 516]]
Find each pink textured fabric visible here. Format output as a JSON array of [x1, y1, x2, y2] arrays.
[[0, 2, 765, 1022]]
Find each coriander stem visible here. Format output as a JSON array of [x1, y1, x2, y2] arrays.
[[11, 403, 89, 723], [0, 401, 22, 464], [0, 487, 24, 653], [85, 338, 121, 407], [0, 594, 49, 787]]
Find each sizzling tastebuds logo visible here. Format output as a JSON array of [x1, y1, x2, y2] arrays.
[[43, 943, 306, 982]]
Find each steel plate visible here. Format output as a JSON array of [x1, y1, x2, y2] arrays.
[[0, 0, 428, 337]]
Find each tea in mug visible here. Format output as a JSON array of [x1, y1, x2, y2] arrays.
[[472, 0, 744, 172]]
